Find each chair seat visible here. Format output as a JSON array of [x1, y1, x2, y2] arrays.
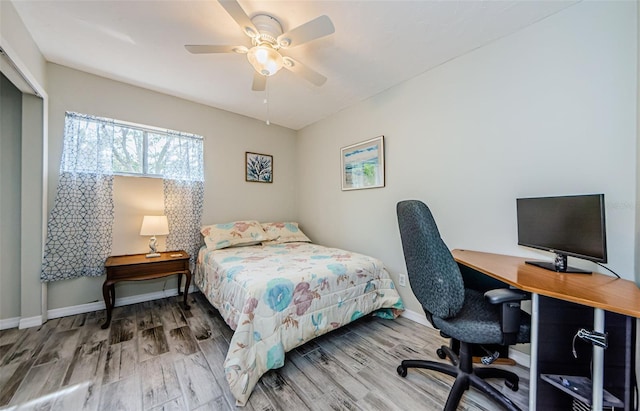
[[432, 289, 531, 345]]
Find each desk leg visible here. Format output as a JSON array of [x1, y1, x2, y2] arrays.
[[591, 308, 605, 410], [529, 293, 539, 411], [183, 270, 191, 310], [177, 273, 183, 295]]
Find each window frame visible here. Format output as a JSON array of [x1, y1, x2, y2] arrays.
[[108, 118, 201, 179]]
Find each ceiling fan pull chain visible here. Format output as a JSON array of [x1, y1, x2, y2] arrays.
[[265, 82, 270, 126]]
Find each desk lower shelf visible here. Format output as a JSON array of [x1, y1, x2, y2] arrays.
[[541, 374, 624, 409]]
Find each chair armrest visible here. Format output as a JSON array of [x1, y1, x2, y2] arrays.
[[485, 288, 529, 344], [484, 288, 529, 305]]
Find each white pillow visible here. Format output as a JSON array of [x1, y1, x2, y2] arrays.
[[201, 220, 268, 250], [261, 222, 311, 245]]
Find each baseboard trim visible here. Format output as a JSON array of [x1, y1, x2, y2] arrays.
[[19, 315, 43, 329], [1, 286, 197, 330], [400, 308, 531, 368], [48, 285, 197, 320], [508, 347, 531, 368], [400, 308, 432, 328], [0, 317, 21, 330]]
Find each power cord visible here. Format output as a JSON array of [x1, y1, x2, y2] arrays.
[[595, 262, 621, 279]]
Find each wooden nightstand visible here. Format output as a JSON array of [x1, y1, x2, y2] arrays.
[[102, 250, 191, 329]]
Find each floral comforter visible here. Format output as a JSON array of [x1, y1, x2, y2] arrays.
[[194, 242, 404, 406]]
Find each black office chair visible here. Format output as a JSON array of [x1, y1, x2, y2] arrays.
[[396, 200, 531, 411]]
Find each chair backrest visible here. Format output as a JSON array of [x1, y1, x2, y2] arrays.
[[397, 200, 464, 319]]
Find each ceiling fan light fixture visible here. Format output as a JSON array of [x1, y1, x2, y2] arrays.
[[247, 45, 283, 76]]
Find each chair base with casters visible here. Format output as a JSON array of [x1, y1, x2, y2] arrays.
[[437, 337, 460, 367], [397, 340, 521, 411]]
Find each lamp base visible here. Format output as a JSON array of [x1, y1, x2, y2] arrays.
[[146, 235, 160, 258]]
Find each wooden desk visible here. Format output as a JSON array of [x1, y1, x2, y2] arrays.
[[103, 251, 191, 329], [452, 249, 640, 410], [452, 250, 640, 318]]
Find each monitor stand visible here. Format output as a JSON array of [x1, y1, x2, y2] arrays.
[[525, 253, 592, 274]]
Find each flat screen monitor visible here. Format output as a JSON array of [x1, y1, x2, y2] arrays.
[[516, 194, 607, 273]]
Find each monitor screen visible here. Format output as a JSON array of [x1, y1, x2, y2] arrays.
[[516, 194, 607, 265]]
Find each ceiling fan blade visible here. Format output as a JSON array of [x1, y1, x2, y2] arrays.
[[277, 15, 335, 48], [218, 0, 259, 38], [252, 73, 266, 91], [282, 57, 327, 87], [185, 45, 248, 54]]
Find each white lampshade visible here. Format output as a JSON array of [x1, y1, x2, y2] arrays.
[[247, 45, 284, 76], [140, 215, 169, 236]]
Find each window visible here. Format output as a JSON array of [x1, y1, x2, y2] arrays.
[[110, 121, 203, 178], [64, 113, 203, 179]]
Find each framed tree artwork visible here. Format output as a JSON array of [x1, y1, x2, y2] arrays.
[[245, 152, 273, 183], [341, 136, 385, 190]]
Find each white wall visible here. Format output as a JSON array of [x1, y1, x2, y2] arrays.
[[635, 0, 640, 386], [0, 0, 47, 89], [45, 63, 297, 310], [297, 1, 638, 313], [636, 0, 640, 289]]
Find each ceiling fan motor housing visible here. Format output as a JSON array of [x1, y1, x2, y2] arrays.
[[251, 14, 283, 47]]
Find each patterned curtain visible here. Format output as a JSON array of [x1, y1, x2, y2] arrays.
[[162, 132, 204, 268], [41, 113, 115, 282]]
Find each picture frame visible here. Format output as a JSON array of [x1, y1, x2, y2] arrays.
[[245, 152, 273, 183], [341, 135, 385, 191]]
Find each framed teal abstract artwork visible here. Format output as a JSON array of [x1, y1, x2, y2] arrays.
[[341, 135, 385, 191], [246, 152, 273, 183]]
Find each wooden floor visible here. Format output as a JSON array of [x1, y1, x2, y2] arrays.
[[0, 292, 529, 410]]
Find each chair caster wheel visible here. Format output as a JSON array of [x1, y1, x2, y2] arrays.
[[505, 379, 519, 391], [397, 365, 407, 378], [436, 348, 447, 359]]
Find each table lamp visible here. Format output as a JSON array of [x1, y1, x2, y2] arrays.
[[140, 215, 169, 257]]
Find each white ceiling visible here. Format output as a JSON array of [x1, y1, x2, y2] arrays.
[[11, 0, 578, 130]]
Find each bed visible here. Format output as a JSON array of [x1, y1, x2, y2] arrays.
[[193, 221, 404, 406]]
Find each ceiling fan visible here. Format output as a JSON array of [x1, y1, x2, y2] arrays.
[[185, 0, 335, 91]]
